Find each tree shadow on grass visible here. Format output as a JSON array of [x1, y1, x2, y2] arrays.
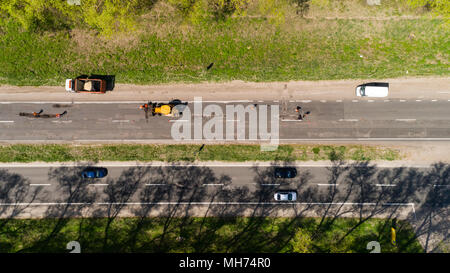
[[0, 169, 42, 252]]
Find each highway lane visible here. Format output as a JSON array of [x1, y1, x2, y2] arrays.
[[0, 165, 447, 207], [0, 100, 449, 141]]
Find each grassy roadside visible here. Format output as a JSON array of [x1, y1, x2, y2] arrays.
[[0, 217, 422, 253], [0, 16, 448, 86], [0, 144, 401, 162]]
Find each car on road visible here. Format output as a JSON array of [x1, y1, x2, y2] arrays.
[[274, 191, 297, 201], [356, 82, 389, 97], [274, 167, 297, 178], [81, 167, 108, 178]]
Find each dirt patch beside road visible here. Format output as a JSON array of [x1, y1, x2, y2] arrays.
[[0, 77, 448, 102]]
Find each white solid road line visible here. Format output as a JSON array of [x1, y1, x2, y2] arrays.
[[0, 100, 256, 104], [0, 120, 14, 123], [6, 137, 450, 141], [0, 99, 448, 104], [395, 119, 416, 122], [0, 202, 419, 209], [0, 162, 438, 168], [376, 184, 396, 187]]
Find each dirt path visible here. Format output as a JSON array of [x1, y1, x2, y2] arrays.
[[0, 76, 448, 102]]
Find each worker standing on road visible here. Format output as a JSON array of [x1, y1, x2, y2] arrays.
[[55, 111, 67, 118], [296, 106, 303, 120], [33, 109, 44, 117]]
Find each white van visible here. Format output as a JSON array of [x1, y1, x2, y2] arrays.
[[356, 82, 389, 97]]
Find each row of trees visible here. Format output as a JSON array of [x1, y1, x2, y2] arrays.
[[0, 0, 446, 35]]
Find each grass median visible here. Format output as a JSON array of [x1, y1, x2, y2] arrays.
[[0, 217, 422, 253], [0, 144, 401, 162]]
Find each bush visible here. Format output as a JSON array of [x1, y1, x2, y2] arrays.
[[407, 0, 450, 17], [168, 0, 250, 23], [0, 0, 75, 31], [0, 0, 156, 35]]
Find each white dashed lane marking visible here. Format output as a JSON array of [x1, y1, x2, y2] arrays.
[[396, 119, 416, 122]]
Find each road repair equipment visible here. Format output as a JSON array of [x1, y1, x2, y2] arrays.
[[139, 99, 188, 118], [296, 106, 311, 120], [19, 110, 67, 118]]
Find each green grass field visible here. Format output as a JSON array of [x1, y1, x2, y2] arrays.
[[0, 144, 401, 162], [0, 217, 423, 253], [0, 16, 448, 86]]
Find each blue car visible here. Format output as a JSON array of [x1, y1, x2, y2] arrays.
[[81, 167, 108, 178], [274, 167, 297, 178]]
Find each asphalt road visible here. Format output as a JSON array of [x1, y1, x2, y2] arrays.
[[0, 99, 450, 142], [1, 164, 447, 208]]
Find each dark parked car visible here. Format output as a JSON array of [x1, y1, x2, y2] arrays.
[[274, 167, 297, 178], [81, 167, 108, 178]]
